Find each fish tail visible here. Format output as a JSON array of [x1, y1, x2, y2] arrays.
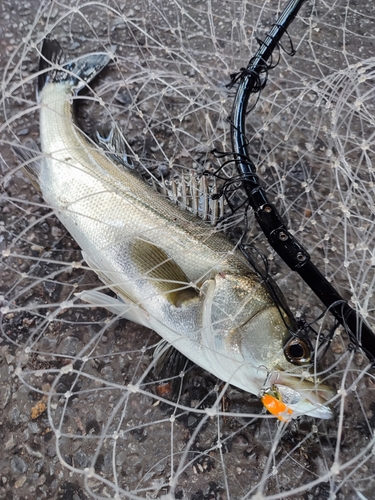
[[38, 36, 112, 95]]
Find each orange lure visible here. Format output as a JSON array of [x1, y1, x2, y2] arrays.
[[262, 392, 293, 422]]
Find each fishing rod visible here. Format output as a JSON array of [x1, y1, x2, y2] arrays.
[[229, 0, 375, 364]]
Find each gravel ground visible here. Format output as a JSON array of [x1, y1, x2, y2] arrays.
[[1, 1, 375, 499]]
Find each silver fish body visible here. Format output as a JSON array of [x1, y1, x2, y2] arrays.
[[31, 38, 333, 419]]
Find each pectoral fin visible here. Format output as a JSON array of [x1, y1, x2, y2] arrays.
[[130, 238, 198, 307]]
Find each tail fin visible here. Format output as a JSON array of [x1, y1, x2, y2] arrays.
[[37, 37, 113, 95]]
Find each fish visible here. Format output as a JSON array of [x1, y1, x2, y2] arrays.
[[16, 37, 334, 419]]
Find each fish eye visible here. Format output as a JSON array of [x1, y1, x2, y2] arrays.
[[283, 337, 311, 365]]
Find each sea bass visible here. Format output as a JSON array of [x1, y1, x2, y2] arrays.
[[23, 38, 333, 419]]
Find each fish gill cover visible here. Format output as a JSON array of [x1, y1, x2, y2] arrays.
[[0, 0, 375, 499]]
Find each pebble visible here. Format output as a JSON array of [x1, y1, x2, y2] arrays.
[[51, 226, 62, 238], [0, 383, 11, 409], [30, 401, 47, 420], [28, 421, 40, 434], [58, 336, 79, 356], [17, 128, 29, 136], [34, 459, 44, 473], [68, 41, 81, 50], [14, 475, 27, 488], [25, 444, 43, 459], [115, 450, 128, 467], [5, 434, 15, 450], [5, 353, 15, 364], [9, 406, 20, 426], [36, 474, 46, 486], [74, 449, 88, 469], [11, 456, 28, 474], [46, 443, 56, 458], [115, 89, 133, 106]]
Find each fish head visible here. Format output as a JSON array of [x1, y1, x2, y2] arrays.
[[205, 272, 334, 419]]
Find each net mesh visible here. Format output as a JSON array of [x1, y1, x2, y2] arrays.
[[1, 0, 375, 498]]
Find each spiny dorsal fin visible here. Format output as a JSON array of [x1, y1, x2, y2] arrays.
[[158, 173, 224, 226], [92, 124, 225, 225]]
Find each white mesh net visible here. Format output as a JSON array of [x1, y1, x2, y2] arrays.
[[1, 0, 375, 499]]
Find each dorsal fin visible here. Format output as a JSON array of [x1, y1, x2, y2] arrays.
[[92, 124, 225, 225]]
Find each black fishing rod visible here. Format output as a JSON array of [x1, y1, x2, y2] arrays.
[[230, 0, 375, 364]]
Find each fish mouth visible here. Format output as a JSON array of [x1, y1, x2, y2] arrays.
[[276, 383, 333, 419], [263, 373, 335, 420]]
